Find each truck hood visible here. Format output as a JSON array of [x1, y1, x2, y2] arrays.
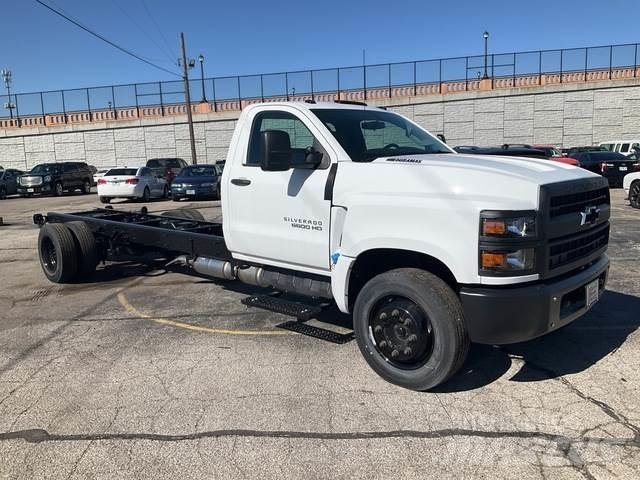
[[374, 153, 597, 185]]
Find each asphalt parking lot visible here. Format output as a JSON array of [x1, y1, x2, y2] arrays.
[[0, 190, 638, 479]]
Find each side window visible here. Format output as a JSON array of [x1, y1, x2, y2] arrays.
[[63, 163, 76, 173], [247, 111, 321, 167], [621, 143, 630, 153]]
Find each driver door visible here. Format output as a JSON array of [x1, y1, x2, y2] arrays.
[[225, 107, 335, 273]]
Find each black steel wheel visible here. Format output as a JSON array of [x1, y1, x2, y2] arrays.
[[353, 268, 469, 391], [630, 181, 640, 209], [38, 223, 78, 283], [369, 296, 434, 369]]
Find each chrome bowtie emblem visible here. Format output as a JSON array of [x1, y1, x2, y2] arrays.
[[580, 206, 600, 226]]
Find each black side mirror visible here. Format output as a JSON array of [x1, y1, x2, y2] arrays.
[[261, 130, 292, 171], [437, 133, 447, 144]]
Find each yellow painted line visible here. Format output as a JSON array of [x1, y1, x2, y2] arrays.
[[117, 291, 294, 336]]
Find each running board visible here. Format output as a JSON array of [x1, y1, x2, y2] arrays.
[[241, 294, 322, 321], [277, 321, 354, 344]]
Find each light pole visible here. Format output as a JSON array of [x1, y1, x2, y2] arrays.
[[198, 54, 206, 103], [1, 69, 15, 119], [179, 32, 198, 165], [482, 31, 490, 79]]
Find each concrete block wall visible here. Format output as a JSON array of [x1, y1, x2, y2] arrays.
[[2, 79, 640, 171]]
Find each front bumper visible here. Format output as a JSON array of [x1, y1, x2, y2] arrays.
[[171, 185, 216, 198], [460, 255, 609, 344], [18, 184, 51, 194]]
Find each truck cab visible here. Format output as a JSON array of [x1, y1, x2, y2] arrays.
[[34, 101, 610, 391]]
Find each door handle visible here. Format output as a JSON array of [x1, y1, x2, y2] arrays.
[[231, 178, 251, 186]]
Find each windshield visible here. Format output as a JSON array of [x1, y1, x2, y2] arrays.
[[311, 109, 451, 162], [148, 158, 180, 168], [30, 164, 61, 174], [179, 166, 217, 177], [106, 168, 138, 176]]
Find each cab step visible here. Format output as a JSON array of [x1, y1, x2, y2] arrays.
[[241, 294, 322, 321], [277, 320, 354, 344]]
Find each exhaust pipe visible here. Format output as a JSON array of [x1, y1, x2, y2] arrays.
[[168, 255, 332, 299]]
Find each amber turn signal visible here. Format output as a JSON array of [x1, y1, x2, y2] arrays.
[[481, 252, 506, 268], [482, 219, 506, 235]]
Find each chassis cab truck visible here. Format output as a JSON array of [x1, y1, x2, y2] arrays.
[[34, 101, 610, 390]]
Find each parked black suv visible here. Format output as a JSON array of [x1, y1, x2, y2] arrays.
[[17, 162, 94, 197], [0, 168, 24, 199]]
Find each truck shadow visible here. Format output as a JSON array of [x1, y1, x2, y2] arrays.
[[434, 289, 640, 392]]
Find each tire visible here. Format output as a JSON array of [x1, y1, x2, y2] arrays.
[[215, 184, 221, 200], [353, 268, 469, 391], [140, 187, 150, 202], [172, 196, 181, 202], [66, 221, 99, 278], [161, 208, 205, 221], [0, 187, 6, 200], [99, 196, 111, 204], [82, 179, 92, 194], [54, 182, 64, 196], [163, 185, 169, 199], [630, 180, 640, 209], [38, 223, 78, 283]]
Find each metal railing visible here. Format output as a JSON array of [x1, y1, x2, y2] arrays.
[[1, 42, 639, 124]]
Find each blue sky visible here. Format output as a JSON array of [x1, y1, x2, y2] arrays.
[[3, 0, 640, 94]]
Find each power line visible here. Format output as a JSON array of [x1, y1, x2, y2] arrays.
[[34, 0, 181, 78], [140, 0, 177, 66], [109, 0, 176, 66]]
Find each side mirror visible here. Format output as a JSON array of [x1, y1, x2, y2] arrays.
[[261, 130, 292, 171], [437, 133, 447, 144]]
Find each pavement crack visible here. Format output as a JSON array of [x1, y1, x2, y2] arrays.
[[0, 427, 638, 447]]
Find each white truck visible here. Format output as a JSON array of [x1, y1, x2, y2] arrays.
[[34, 101, 611, 390]]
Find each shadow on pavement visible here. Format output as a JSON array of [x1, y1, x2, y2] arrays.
[[435, 289, 640, 392]]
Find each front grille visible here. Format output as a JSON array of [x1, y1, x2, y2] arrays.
[[20, 176, 43, 186], [549, 187, 609, 218], [548, 223, 609, 270]]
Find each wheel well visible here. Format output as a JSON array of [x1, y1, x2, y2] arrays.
[[347, 249, 458, 310]]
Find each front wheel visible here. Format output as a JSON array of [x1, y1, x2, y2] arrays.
[[630, 180, 640, 209], [353, 268, 469, 391], [54, 182, 64, 196], [162, 185, 169, 199]]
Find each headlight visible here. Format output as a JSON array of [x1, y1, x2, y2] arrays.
[[200, 182, 215, 187], [480, 248, 536, 273], [172, 183, 182, 188], [481, 214, 536, 238], [44, 175, 52, 182]]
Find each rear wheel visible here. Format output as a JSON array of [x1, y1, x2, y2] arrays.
[[66, 221, 99, 278], [163, 185, 169, 198], [215, 184, 221, 200], [353, 268, 469, 391], [82, 179, 92, 194], [140, 187, 150, 202], [38, 223, 78, 283], [99, 196, 111, 204], [630, 180, 640, 209]]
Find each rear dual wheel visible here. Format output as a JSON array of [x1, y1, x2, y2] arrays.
[[353, 268, 469, 391], [38, 222, 98, 283]]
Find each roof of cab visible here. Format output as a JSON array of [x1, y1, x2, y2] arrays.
[[244, 101, 385, 112]]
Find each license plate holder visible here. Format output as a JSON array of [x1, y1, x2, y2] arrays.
[[586, 279, 599, 308], [27, 188, 34, 193], [186, 189, 196, 195]]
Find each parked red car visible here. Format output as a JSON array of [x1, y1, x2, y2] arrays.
[[532, 145, 580, 166]]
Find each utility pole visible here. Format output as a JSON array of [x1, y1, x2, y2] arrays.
[[180, 32, 198, 165], [1, 69, 15, 119]]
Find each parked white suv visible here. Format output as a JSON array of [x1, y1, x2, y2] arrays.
[[623, 171, 640, 208]]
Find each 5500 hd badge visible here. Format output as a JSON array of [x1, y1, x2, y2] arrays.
[[283, 217, 323, 231]]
